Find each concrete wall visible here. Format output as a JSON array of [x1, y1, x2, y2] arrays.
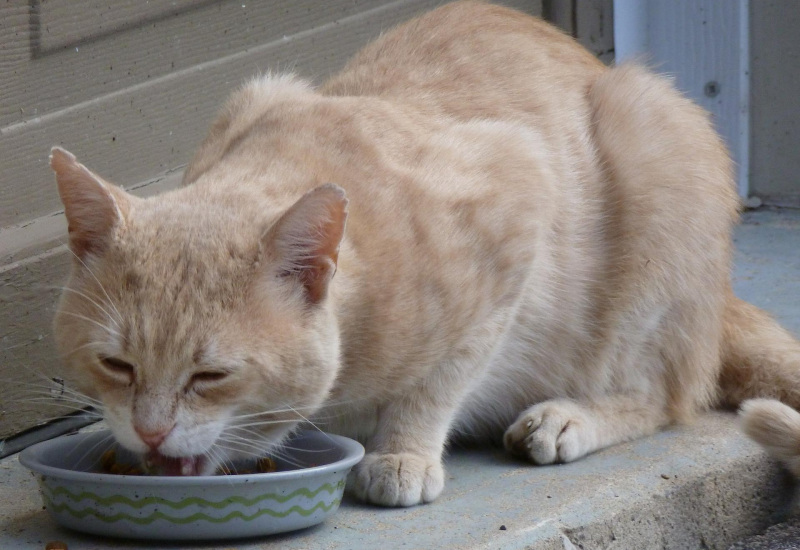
[[749, 1, 800, 205]]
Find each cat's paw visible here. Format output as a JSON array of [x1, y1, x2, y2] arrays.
[[504, 399, 597, 465], [350, 452, 444, 507]]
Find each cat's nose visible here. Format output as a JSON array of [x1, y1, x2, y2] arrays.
[[134, 426, 173, 450]]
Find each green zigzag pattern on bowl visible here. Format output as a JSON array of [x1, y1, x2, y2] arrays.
[[43, 479, 345, 510], [43, 496, 342, 525]]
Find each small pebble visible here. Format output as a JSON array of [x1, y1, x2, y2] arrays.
[[660, 474, 670, 479], [499, 525, 507, 531]]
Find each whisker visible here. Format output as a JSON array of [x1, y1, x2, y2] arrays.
[[219, 433, 333, 470], [285, 404, 334, 444], [50, 286, 122, 330], [54, 391, 103, 409], [6, 397, 100, 413], [57, 311, 124, 340], [209, 445, 231, 470], [217, 438, 312, 469], [274, 444, 333, 454], [229, 395, 369, 422], [12, 381, 101, 399], [230, 405, 321, 421], [213, 441, 267, 460], [223, 428, 333, 456], [223, 426, 270, 441], [226, 419, 299, 431], [230, 411, 340, 426], [61, 341, 101, 357], [0, 408, 102, 429], [0, 339, 41, 353], [6, 406, 102, 423], [267, 448, 310, 470], [214, 448, 244, 485], [61, 242, 125, 329], [10, 380, 104, 409], [215, 436, 271, 456], [67, 432, 116, 470], [203, 445, 230, 479], [6, 367, 105, 426]]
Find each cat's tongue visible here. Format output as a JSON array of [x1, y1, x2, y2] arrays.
[[146, 453, 205, 476]]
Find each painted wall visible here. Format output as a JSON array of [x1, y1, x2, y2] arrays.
[[749, 1, 800, 204]]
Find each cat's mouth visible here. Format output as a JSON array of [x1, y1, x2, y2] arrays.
[[145, 452, 207, 476]]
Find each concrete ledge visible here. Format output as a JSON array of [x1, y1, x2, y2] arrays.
[[729, 518, 800, 550], [0, 412, 794, 549]]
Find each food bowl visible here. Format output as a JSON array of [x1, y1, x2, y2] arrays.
[[19, 429, 364, 540]]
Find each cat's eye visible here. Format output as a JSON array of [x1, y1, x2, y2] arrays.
[[190, 371, 230, 386], [99, 357, 135, 380]]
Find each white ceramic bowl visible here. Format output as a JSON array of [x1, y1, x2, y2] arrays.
[[20, 429, 364, 540]]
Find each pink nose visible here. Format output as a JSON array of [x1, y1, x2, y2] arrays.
[[134, 426, 172, 450]]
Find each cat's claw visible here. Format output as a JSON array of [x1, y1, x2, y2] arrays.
[[504, 399, 597, 465], [350, 452, 444, 507]]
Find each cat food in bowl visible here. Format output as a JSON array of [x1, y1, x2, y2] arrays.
[[97, 448, 278, 476], [20, 429, 364, 540]]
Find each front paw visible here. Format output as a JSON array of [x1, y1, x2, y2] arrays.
[[350, 452, 444, 506]]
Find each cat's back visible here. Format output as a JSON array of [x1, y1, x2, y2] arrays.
[[321, 1, 604, 122], [186, 2, 606, 196]]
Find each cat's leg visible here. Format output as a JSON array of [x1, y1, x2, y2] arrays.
[[350, 388, 450, 506], [345, 281, 536, 507], [351, 332, 506, 506], [502, 299, 723, 465], [503, 395, 669, 464]]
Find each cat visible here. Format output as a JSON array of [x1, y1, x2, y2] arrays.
[[49, 0, 800, 506]]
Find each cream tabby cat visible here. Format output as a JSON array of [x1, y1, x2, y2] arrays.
[[50, 1, 800, 506]]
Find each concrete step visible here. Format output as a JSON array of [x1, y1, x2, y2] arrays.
[[729, 519, 800, 550], [0, 413, 795, 549]]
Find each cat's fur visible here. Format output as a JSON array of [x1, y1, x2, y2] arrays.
[[50, 1, 800, 506]]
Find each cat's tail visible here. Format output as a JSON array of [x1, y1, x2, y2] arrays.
[[721, 294, 800, 472], [739, 399, 800, 476]]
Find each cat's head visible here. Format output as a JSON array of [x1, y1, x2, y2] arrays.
[[50, 147, 348, 474]]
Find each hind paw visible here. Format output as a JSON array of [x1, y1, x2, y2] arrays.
[[504, 400, 597, 465]]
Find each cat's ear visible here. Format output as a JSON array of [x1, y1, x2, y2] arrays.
[[265, 184, 348, 305], [50, 147, 129, 259]]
